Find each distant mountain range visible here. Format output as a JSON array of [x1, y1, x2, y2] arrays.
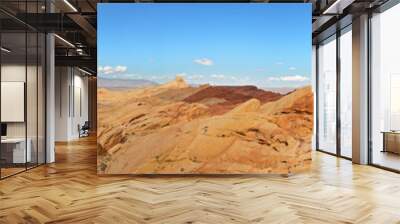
[[98, 77, 300, 95], [98, 78, 157, 89], [262, 87, 296, 95]]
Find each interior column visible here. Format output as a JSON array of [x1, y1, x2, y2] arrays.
[[352, 14, 369, 164]]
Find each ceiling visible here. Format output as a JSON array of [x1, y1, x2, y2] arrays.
[[0, 0, 391, 75]]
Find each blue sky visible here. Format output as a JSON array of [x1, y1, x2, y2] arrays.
[[98, 3, 311, 88]]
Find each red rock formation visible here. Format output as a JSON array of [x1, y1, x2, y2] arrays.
[[183, 85, 282, 115]]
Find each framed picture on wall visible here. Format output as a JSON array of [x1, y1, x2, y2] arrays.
[[97, 3, 313, 175]]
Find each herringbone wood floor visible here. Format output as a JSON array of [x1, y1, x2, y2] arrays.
[[1, 136, 400, 224]]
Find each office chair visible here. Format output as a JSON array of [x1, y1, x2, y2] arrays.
[[79, 121, 90, 138]]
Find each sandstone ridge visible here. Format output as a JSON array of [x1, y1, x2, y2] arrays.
[[97, 77, 313, 174]]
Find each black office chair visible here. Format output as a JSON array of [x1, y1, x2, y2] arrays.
[[79, 121, 90, 138]]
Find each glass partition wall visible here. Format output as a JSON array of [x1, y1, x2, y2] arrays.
[[339, 26, 352, 159], [317, 35, 337, 155], [0, 3, 46, 179], [316, 26, 353, 159], [370, 3, 400, 171], [0, 31, 27, 177]]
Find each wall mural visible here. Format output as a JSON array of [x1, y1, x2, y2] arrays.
[[97, 3, 313, 174]]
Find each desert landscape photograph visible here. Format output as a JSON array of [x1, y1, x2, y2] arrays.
[[97, 3, 312, 174]]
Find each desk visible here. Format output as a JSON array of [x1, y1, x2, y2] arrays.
[[382, 131, 400, 154], [1, 138, 31, 163]]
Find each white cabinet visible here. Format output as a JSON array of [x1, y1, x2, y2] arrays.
[[1, 138, 32, 163]]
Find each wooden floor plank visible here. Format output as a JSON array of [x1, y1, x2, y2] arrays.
[[0, 136, 400, 223]]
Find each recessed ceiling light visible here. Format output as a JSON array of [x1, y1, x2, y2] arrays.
[[54, 34, 75, 48], [1, 47, 11, 53], [322, 0, 354, 15], [63, 0, 78, 12], [78, 67, 92, 76]]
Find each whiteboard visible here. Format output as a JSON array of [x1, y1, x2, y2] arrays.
[[1, 82, 25, 122]]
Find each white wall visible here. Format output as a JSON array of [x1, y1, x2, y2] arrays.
[[72, 73, 89, 138], [55, 66, 69, 141], [55, 67, 89, 141]]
